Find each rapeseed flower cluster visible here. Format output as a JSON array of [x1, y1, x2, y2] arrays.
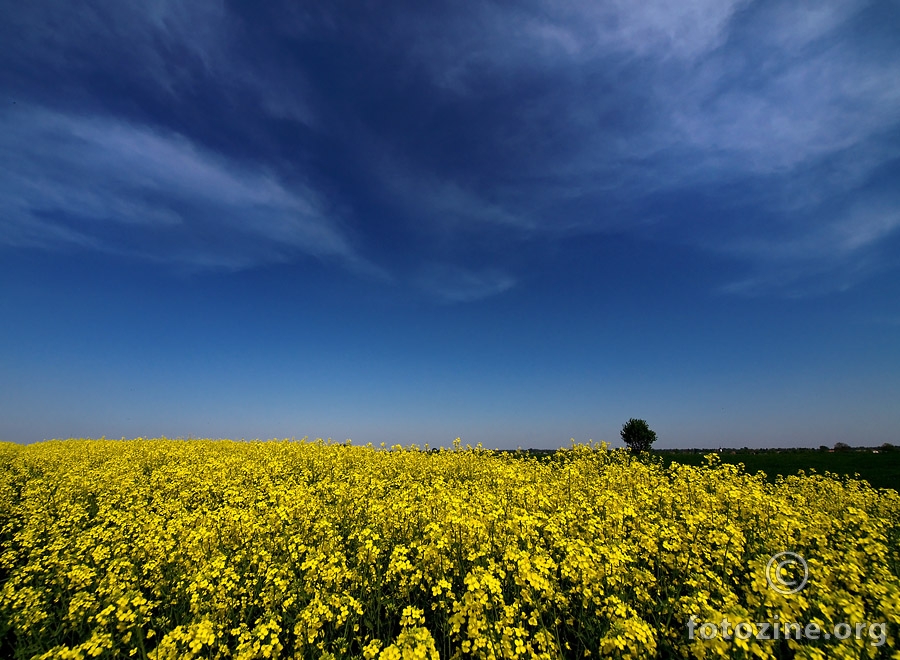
[[0, 439, 897, 659]]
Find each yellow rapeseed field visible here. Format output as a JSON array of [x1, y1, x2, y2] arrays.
[[0, 439, 897, 659]]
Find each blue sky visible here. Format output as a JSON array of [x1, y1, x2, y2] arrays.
[[1, 0, 899, 448]]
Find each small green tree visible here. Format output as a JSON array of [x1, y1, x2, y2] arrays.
[[621, 418, 657, 452]]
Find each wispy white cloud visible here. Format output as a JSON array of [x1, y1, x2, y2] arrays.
[[380, 0, 899, 296], [0, 107, 366, 271], [5, 1, 228, 94], [3, 0, 317, 127], [747, 0, 868, 53], [415, 264, 516, 303], [712, 197, 900, 296], [401, 0, 750, 93], [662, 49, 900, 178], [3, 0, 897, 299], [369, 144, 535, 235], [583, 0, 751, 61], [711, 204, 899, 263]]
